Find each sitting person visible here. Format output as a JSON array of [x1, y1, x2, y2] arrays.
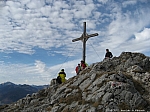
[[105, 49, 113, 59], [56, 69, 66, 84]]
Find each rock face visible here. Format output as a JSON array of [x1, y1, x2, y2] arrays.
[[0, 52, 150, 112]]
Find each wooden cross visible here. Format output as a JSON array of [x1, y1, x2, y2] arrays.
[[72, 22, 98, 62]]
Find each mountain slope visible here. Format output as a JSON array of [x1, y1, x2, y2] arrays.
[[0, 52, 150, 112]]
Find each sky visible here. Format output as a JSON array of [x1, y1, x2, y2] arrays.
[[0, 0, 150, 85]]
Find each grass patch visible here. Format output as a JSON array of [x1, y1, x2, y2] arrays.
[[46, 106, 52, 111], [118, 102, 130, 110], [92, 101, 99, 108], [59, 86, 82, 105]]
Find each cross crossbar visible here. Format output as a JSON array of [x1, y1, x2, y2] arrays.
[[72, 22, 98, 62], [72, 33, 98, 42]]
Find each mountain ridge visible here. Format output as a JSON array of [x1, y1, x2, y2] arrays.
[[0, 82, 48, 105], [0, 52, 150, 112]]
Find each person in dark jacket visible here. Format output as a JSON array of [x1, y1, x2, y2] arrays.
[[105, 49, 113, 59]]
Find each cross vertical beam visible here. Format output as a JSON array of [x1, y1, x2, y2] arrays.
[[83, 22, 86, 62], [72, 22, 98, 62]]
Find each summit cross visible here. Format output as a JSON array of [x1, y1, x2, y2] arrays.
[[72, 22, 98, 62]]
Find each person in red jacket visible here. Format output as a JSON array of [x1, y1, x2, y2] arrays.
[[80, 60, 87, 70], [75, 64, 81, 75]]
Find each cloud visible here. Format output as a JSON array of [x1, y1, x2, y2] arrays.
[[1, 0, 141, 55], [97, 0, 109, 4], [134, 28, 150, 41], [34, 60, 47, 73], [0, 0, 150, 85], [0, 59, 80, 85], [122, 1, 137, 8], [99, 1, 150, 50], [0, 56, 84, 85], [0, 60, 52, 85]]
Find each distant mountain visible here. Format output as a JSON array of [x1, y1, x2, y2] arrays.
[[0, 82, 48, 105]]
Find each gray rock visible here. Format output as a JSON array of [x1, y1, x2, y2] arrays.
[[102, 92, 113, 103], [79, 77, 92, 90], [125, 91, 133, 103]]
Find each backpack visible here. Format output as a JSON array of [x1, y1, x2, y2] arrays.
[[85, 62, 88, 67], [56, 76, 62, 84]]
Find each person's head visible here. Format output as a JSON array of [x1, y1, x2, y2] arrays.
[[106, 49, 109, 52], [61, 69, 64, 71], [81, 60, 84, 63], [78, 64, 80, 66]]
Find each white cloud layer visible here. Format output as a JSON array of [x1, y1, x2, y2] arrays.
[[0, 0, 150, 85]]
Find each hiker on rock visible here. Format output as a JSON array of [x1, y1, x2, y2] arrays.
[[57, 69, 66, 84], [75, 64, 81, 75], [105, 49, 113, 59], [80, 60, 87, 70]]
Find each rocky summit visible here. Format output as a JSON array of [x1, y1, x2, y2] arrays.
[[0, 52, 150, 112]]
